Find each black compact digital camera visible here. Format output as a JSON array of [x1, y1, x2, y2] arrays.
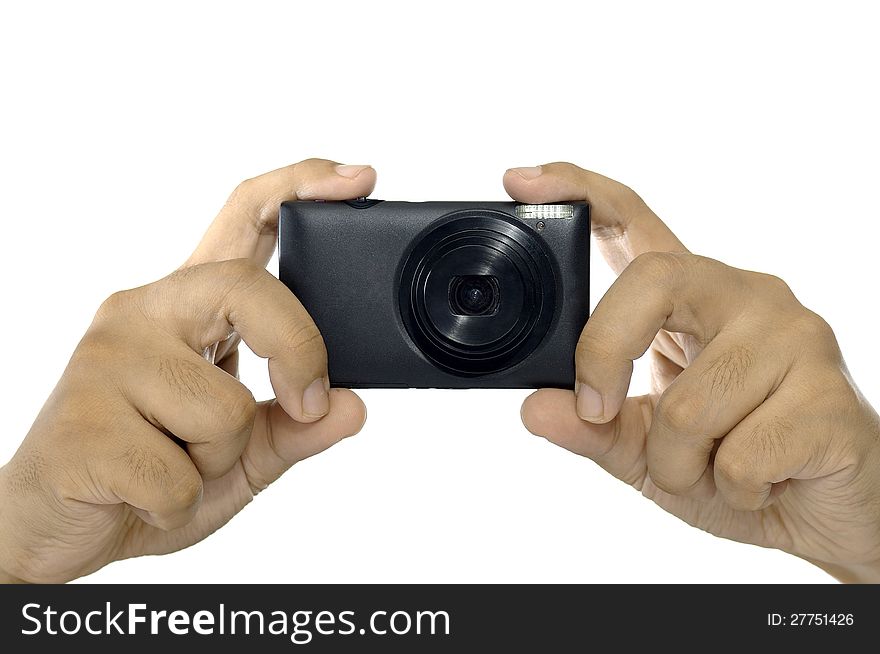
[[279, 200, 590, 388]]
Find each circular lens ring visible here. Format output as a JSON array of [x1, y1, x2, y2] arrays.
[[412, 236, 539, 357], [398, 210, 557, 376], [412, 235, 534, 353]]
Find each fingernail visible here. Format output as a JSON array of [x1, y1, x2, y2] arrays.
[[335, 164, 371, 178], [576, 383, 604, 422], [509, 165, 543, 180], [303, 377, 330, 418]]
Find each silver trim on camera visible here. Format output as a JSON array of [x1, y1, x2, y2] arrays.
[[515, 204, 574, 220]]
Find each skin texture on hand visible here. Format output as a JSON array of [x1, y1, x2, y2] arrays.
[[0, 159, 375, 583], [3, 158, 879, 584], [507, 163, 880, 583]]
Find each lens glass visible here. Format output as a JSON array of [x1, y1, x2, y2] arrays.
[[449, 275, 499, 316]]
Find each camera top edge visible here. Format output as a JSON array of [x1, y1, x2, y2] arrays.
[[279, 199, 589, 206], [279, 199, 590, 223]]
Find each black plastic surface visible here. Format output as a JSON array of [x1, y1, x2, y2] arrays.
[[278, 201, 590, 389]]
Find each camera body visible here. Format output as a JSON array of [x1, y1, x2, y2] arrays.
[[279, 200, 589, 388]]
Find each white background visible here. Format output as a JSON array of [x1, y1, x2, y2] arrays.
[[1, 1, 878, 583]]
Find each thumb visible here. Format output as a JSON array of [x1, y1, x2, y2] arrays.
[[502, 162, 687, 273], [186, 158, 377, 268]]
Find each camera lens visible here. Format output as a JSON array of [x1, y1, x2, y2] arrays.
[[450, 276, 499, 316], [398, 209, 557, 377]]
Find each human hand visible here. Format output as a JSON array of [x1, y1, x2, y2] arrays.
[[505, 163, 880, 583], [0, 159, 376, 583]]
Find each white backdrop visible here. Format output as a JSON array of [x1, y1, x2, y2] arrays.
[[1, 1, 877, 583]]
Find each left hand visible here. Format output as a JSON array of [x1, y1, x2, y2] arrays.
[[0, 158, 376, 582], [184, 159, 377, 377]]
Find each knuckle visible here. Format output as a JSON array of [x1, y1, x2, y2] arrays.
[[626, 251, 710, 288], [167, 470, 204, 511], [628, 251, 679, 280], [747, 272, 803, 317], [793, 309, 836, 344], [279, 320, 325, 358], [94, 289, 139, 325], [714, 450, 757, 488], [615, 180, 641, 203], [758, 272, 794, 297], [220, 385, 257, 434], [228, 175, 260, 207], [226, 173, 281, 232], [655, 392, 709, 434]]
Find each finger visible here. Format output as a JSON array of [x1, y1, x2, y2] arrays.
[[148, 259, 330, 423], [186, 158, 377, 267], [521, 388, 652, 489], [121, 341, 256, 479], [645, 333, 790, 497], [712, 381, 842, 512], [573, 252, 750, 424], [96, 419, 204, 531], [503, 162, 687, 273], [241, 389, 367, 493]]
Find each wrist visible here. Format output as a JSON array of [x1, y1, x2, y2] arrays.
[[0, 567, 25, 584], [0, 466, 25, 584], [810, 558, 880, 584]]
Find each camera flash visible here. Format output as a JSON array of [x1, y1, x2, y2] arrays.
[[515, 204, 574, 220]]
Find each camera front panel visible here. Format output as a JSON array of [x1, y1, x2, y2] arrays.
[[279, 201, 589, 389]]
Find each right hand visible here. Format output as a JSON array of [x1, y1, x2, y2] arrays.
[[507, 162, 880, 582], [0, 159, 375, 583]]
